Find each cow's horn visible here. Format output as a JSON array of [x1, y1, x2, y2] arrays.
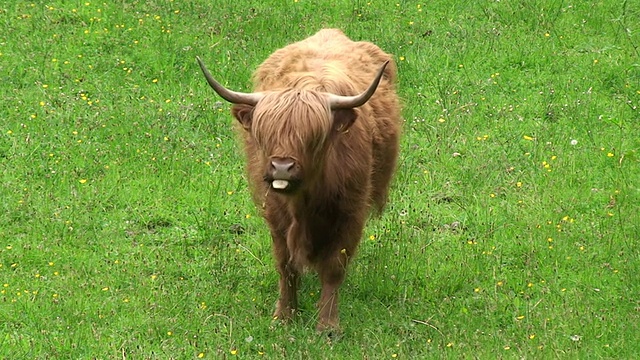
[[196, 56, 264, 106], [327, 60, 389, 110]]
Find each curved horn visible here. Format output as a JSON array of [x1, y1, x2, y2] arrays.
[[196, 56, 264, 106], [327, 60, 389, 109]]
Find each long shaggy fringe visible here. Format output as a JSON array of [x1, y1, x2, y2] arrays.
[[252, 89, 332, 159]]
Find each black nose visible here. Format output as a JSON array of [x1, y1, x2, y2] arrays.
[[270, 157, 295, 178]]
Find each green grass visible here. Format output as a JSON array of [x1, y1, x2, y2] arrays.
[[1, 0, 638, 358]]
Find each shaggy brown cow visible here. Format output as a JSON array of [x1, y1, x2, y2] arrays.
[[197, 29, 401, 331]]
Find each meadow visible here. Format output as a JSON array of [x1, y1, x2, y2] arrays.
[[1, 0, 638, 358]]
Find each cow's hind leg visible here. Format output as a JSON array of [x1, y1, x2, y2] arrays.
[[371, 131, 399, 214]]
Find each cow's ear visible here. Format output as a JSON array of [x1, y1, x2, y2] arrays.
[[231, 104, 254, 131], [332, 109, 357, 133]]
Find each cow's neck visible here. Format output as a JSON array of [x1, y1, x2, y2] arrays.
[[286, 184, 342, 220]]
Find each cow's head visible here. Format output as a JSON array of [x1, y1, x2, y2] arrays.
[[197, 57, 387, 194]]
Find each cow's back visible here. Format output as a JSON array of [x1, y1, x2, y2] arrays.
[[252, 29, 396, 95]]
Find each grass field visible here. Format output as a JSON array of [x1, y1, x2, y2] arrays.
[[1, 0, 639, 358]]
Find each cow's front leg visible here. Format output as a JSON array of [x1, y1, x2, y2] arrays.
[[274, 260, 299, 321], [271, 223, 301, 322], [316, 250, 348, 331]]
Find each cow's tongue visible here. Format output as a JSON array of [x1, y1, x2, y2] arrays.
[[272, 180, 289, 189]]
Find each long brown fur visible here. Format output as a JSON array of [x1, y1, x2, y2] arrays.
[[228, 29, 401, 331]]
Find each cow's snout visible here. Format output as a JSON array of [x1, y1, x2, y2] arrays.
[[270, 157, 295, 179], [267, 157, 300, 191]]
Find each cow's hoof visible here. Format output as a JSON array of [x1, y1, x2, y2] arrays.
[[318, 327, 343, 343], [273, 308, 297, 324], [316, 322, 342, 341]]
